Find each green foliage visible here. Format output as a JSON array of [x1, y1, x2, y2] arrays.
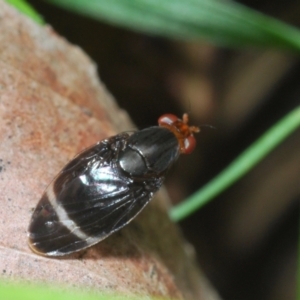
[[5, 0, 44, 24], [169, 106, 300, 221], [44, 0, 300, 49], [0, 281, 172, 300]]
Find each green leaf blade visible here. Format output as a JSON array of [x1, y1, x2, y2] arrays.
[[44, 0, 300, 49]]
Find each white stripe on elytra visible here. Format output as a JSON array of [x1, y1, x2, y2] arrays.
[[46, 184, 99, 243]]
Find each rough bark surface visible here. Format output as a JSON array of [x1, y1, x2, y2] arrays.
[[0, 2, 221, 299]]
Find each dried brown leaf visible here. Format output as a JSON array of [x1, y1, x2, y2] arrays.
[[0, 2, 220, 299]]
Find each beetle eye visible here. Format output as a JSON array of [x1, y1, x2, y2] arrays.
[[158, 114, 178, 126], [183, 135, 196, 154]]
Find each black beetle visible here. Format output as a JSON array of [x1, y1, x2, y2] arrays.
[[28, 113, 199, 256]]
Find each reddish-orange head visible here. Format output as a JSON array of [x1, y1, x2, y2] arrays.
[[158, 113, 200, 154]]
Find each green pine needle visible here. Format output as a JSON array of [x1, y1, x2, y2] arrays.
[[5, 0, 44, 24], [169, 106, 300, 221], [44, 0, 300, 49]]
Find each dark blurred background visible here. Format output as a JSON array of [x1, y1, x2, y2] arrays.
[[27, 1, 299, 299]]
